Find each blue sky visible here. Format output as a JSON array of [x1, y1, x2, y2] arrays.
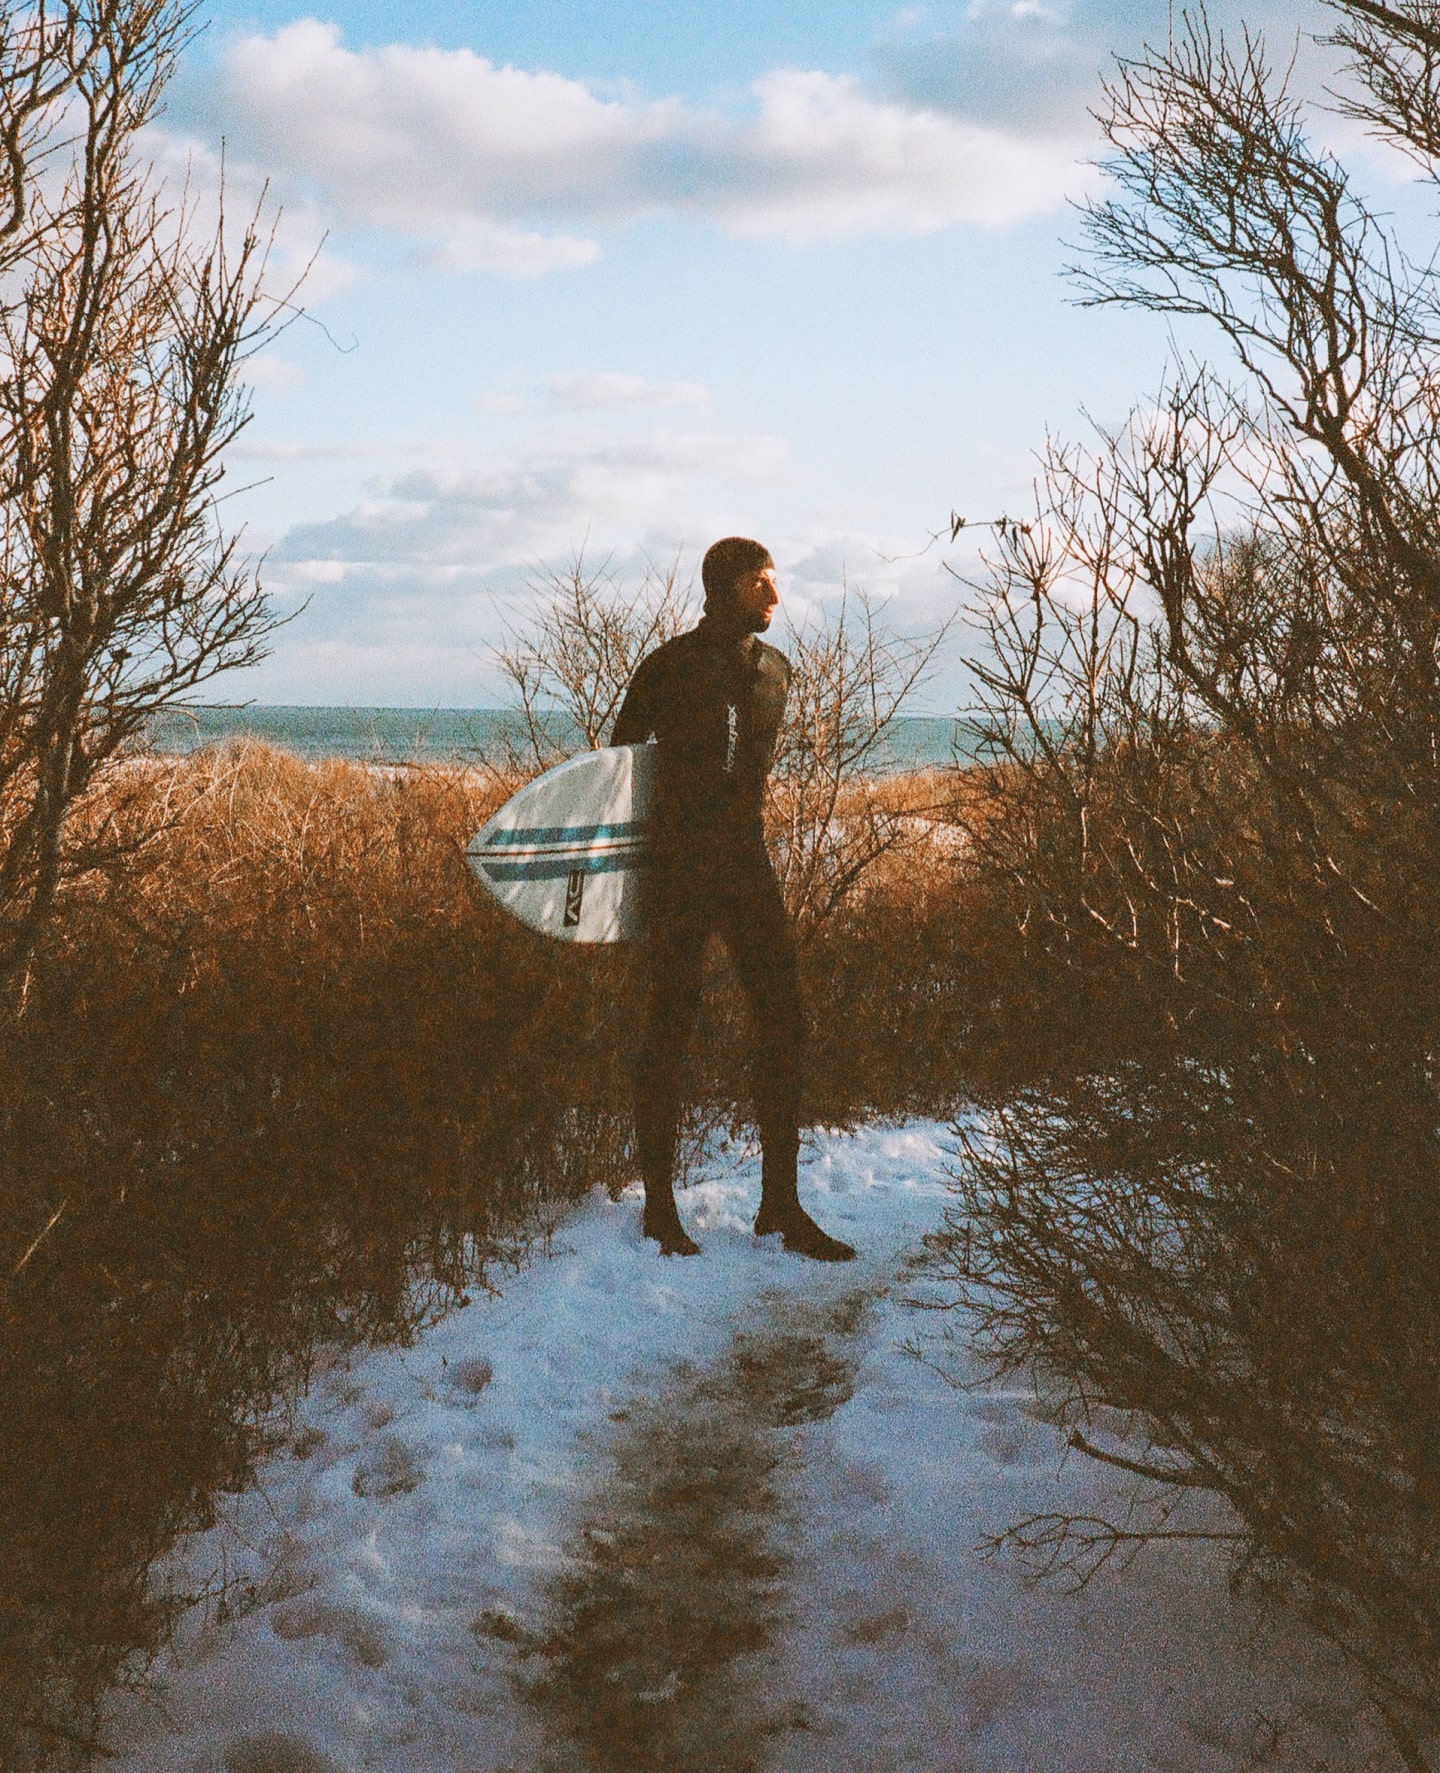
[[159, 0, 1379, 708]]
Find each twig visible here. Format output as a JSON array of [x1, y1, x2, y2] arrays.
[[1068, 1428, 1217, 1489], [10, 1196, 67, 1278]]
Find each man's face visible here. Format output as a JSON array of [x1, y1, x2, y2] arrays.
[[732, 564, 778, 633]]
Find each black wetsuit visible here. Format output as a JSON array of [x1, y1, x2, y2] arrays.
[[610, 616, 801, 1200]]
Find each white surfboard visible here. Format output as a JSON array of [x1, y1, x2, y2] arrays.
[[467, 743, 657, 943]]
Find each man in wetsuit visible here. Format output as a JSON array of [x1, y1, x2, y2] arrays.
[[610, 536, 856, 1262]]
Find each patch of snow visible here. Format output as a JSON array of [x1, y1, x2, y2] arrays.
[[105, 1123, 1397, 1771]]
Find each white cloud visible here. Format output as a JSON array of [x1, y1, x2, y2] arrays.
[[717, 69, 1088, 239], [423, 223, 602, 278], [545, 374, 710, 412], [873, 0, 1344, 137], [185, 19, 1091, 275], [287, 559, 346, 585], [138, 123, 362, 304], [239, 523, 969, 708], [232, 418, 985, 706], [266, 426, 791, 585], [230, 438, 403, 461], [243, 352, 309, 391], [243, 527, 967, 709]]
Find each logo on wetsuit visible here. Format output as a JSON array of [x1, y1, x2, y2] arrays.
[[724, 703, 738, 774]]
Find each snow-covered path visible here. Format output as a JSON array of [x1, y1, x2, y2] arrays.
[[108, 1124, 1395, 1772]]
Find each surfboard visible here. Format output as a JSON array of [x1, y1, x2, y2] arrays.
[[466, 743, 656, 943]]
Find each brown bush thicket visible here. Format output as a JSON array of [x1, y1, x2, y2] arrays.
[[0, 742, 968, 1768], [688, 763, 975, 1132], [934, 4, 1440, 1756]]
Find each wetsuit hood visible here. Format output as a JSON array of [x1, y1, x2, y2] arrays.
[[701, 535, 773, 627]]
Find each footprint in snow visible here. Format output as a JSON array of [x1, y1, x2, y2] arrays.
[[351, 1434, 423, 1498], [219, 1735, 341, 1773]]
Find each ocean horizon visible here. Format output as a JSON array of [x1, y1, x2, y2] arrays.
[[146, 705, 993, 771]]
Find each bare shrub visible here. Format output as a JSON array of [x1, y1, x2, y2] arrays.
[[937, 4, 1440, 1748], [491, 550, 695, 770], [793, 767, 971, 1120], [770, 592, 951, 932], [0, 742, 634, 1766]]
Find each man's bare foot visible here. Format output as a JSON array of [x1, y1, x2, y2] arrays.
[[753, 1201, 856, 1261], [642, 1201, 700, 1257]]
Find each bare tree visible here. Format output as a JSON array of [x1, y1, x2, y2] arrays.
[[490, 549, 694, 770], [1326, 0, 1440, 166], [770, 591, 950, 931], [0, 0, 280, 997], [940, 5, 1440, 1753]]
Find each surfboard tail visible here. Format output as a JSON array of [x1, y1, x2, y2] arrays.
[[466, 744, 657, 943]]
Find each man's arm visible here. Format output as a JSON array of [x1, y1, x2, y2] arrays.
[[610, 652, 658, 746]]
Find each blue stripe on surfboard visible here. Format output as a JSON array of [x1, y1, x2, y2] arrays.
[[482, 837, 646, 860], [479, 851, 648, 882], [482, 820, 648, 847]]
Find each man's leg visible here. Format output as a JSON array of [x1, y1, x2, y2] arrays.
[[720, 861, 855, 1261], [634, 902, 707, 1255]]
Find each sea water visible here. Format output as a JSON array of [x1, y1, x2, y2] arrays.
[[146, 707, 995, 771]]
